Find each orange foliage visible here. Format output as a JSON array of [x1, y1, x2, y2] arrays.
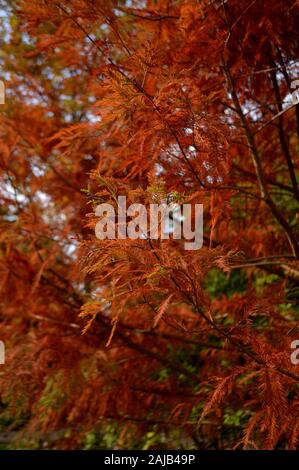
[[0, 0, 298, 449]]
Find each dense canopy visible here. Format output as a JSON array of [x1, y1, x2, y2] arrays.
[[0, 0, 298, 449]]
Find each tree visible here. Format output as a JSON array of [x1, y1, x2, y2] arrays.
[[0, 0, 298, 449]]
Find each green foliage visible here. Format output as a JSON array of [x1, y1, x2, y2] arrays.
[[205, 268, 247, 299]]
